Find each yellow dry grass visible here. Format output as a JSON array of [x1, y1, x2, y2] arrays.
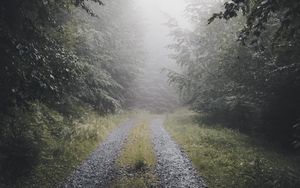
[[118, 119, 156, 168], [113, 114, 158, 188]]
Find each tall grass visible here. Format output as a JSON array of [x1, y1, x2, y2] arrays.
[[165, 109, 300, 188]]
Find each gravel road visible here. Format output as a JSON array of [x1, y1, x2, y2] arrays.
[[59, 119, 135, 188], [150, 117, 206, 188]]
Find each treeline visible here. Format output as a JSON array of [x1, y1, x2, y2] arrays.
[[0, 0, 141, 185], [168, 0, 300, 149]]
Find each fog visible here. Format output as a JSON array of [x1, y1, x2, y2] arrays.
[[81, 0, 224, 113], [128, 0, 189, 112], [2, 0, 300, 186]]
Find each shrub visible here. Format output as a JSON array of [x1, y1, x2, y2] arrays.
[[0, 102, 66, 184]]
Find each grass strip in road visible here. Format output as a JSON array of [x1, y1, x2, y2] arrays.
[[165, 109, 300, 188], [112, 117, 158, 188]]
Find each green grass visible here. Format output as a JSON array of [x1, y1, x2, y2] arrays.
[[14, 110, 130, 188], [165, 109, 300, 188], [112, 115, 158, 188]]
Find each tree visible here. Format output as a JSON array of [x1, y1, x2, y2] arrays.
[[168, 0, 300, 149], [0, 0, 143, 184]]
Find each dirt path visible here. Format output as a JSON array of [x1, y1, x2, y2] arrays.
[[150, 117, 206, 188], [60, 116, 205, 188], [59, 119, 136, 188]]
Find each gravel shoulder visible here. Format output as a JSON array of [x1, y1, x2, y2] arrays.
[[150, 117, 206, 188], [59, 119, 136, 188]]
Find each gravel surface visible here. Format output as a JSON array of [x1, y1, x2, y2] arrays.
[[150, 117, 206, 188], [59, 119, 135, 188]]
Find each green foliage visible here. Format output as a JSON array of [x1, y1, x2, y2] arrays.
[[209, 0, 300, 48], [0, 0, 138, 114], [0, 102, 67, 185]]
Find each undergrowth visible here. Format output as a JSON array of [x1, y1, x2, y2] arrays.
[[165, 109, 300, 188], [0, 102, 129, 188]]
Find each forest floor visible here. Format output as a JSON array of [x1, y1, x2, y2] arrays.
[[58, 110, 300, 188]]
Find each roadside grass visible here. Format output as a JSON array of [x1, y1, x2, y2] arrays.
[[14, 110, 130, 188], [165, 109, 300, 188], [112, 115, 158, 188]]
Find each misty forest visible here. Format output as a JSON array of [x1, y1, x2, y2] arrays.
[[0, 0, 300, 187]]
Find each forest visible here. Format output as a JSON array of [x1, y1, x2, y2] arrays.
[[0, 0, 299, 187]]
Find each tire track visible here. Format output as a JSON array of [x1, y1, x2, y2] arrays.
[[59, 119, 136, 188], [150, 117, 206, 188]]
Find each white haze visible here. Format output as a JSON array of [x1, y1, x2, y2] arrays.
[[85, 0, 192, 112], [128, 0, 190, 112]]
